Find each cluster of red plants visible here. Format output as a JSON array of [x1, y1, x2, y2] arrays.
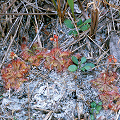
[[1, 35, 80, 89], [1, 57, 30, 90], [90, 55, 120, 112], [20, 35, 76, 71]]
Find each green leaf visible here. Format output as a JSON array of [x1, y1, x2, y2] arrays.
[[85, 63, 95, 68], [83, 18, 91, 24], [96, 105, 102, 111], [68, 65, 78, 72], [77, 19, 83, 26], [96, 110, 99, 114], [98, 102, 102, 106], [72, 56, 78, 65], [67, 0, 74, 18], [79, 24, 90, 31], [84, 65, 91, 70], [91, 102, 96, 108], [90, 108, 95, 114], [81, 57, 86, 64], [51, 0, 57, 10], [68, 30, 73, 35], [72, 30, 78, 36], [0, 95, 3, 98], [64, 19, 74, 29], [78, 19, 91, 28], [80, 67, 85, 71], [90, 114, 95, 120]]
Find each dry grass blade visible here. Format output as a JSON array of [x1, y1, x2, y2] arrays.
[[29, 23, 44, 49], [0, 16, 23, 69], [103, 0, 120, 10], [43, 111, 53, 120], [0, 0, 17, 18], [90, 8, 99, 39], [0, 13, 57, 16], [77, 0, 89, 19]]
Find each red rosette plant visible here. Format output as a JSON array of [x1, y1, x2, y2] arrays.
[[20, 42, 44, 66], [90, 55, 120, 112], [1, 57, 30, 90], [43, 48, 72, 72], [90, 71, 118, 93], [99, 91, 120, 112]]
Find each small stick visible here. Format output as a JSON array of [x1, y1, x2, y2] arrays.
[[116, 110, 120, 120], [77, 0, 89, 19], [3, 17, 20, 44], [72, 42, 87, 53], [33, 8, 42, 49], [43, 111, 53, 120], [29, 23, 44, 49], [68, 12, 79, 36], [87, 35, 109, 56], [0, 13, 57, 16], [0, 16, 23, 69], [0, 0, 17, 17], [91, 62, 120, 70]]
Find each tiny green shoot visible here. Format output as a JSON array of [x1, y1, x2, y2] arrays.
[[68, 56, 95, 72]]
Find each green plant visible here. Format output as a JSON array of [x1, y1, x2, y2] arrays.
[[68, 56, 95, 72], [64, 18, 91, 36], [90, 101, 102, 120]]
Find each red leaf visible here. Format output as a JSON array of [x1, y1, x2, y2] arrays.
[[1, 59, 29, 90], [90, 72, 118, 92]]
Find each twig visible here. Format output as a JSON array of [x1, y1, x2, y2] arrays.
[[33, 8, 42, 49], [96, 49, 110, 64], [0, 0, 17, 17], [87, 35, 109, 56], [3, 17, 20, 44], [68, 12, 79, 36], [91, 62, 120, 70], [43, 111, 53, 120], [29, 23, 44, 49], [116, 110, 120, 120], [110, 7, 115, 30], [0, 16, 23, 69], [77, 0, 89, 19], [0, 13, 57, 16], [72, 42, 87, 53]]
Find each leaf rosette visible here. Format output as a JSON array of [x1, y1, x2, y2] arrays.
[[1, 59, 30, 89]]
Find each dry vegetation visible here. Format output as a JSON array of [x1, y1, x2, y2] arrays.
[[0, 0, 120, 120]]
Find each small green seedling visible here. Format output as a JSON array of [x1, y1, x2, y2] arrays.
[[64, 18, 91, 36], [68, 56, 95, 72], [90, 101, 102, 120]]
